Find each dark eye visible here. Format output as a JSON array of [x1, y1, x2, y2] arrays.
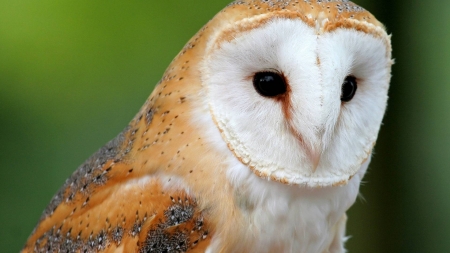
[[253, 72, 287, 97], [341, 76, 357, 102]]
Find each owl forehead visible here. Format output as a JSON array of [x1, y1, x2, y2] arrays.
[[223, 0, 383, 31], [199, 0, 390, 60]]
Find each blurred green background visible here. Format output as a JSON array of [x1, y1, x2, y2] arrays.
[[1, 0, 449, 252]]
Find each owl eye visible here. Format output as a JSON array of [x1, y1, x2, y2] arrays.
[[341, 76, 357, 102], [253, 72, 287, 97]]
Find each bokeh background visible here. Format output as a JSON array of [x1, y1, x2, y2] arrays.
[[1, 0, 449, 252]]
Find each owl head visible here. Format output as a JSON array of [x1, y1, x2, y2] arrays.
[[188, 0, 392, 187], [143, 0, 392, 188]]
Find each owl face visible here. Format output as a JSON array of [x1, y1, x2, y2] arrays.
[[201, 2, 392, 187]]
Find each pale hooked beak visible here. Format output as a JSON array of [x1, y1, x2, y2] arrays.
[[309, 148, 321, 173], [305, 144, 322, 173], [289, 125, 323, 173]]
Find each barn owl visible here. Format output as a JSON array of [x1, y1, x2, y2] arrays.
[[23, 0, 392, 252]]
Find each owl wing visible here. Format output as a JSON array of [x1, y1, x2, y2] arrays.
[[22, 123, 212, 253]]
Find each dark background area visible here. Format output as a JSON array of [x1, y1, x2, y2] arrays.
[[1, 1, 449, 252]]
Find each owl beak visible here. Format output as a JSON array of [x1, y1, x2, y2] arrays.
[[308, 147, 321, 173], [290, 126, 322, 173]]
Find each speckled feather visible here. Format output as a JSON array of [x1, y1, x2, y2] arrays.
[[23, 0, 390, 252], [226, 0, 380, 26]]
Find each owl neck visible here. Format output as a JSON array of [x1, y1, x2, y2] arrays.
[[205, 155, 368, 253]]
